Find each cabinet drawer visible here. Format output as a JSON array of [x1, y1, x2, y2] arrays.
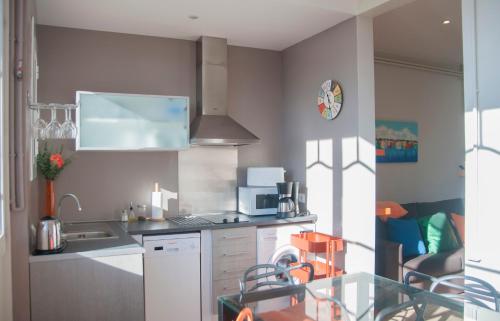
[[212, 256, 256, 281], [212, 241, 256, 261], [213, 278, 241, 296], [212, 279, 257, 312], [212, 278, 241, 312], [212, 227, 256, 246]]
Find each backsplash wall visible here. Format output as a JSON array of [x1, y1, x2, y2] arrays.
[[36, 25, 283, 221]]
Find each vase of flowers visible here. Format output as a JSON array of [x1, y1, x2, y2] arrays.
[[36, 144, 72, 216]]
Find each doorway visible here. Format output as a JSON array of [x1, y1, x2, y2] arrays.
[[372, 0, 466, 286]]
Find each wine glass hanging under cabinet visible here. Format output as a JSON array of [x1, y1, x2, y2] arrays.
[[29, 103, 79, 140]]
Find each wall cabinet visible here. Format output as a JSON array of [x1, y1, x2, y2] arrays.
[[30, 254, 144, 321], [76, 91, 189, 151]]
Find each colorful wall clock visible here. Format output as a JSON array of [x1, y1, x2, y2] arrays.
[[317, 80, 343, 120]]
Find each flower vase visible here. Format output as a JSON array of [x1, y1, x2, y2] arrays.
[[45, 180, 56, 216]]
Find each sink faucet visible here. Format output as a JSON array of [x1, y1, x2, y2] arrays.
[[57, 193, 83, 229]]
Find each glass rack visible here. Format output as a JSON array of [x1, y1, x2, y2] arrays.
[[29, 103, 79, 140], [29, 103, 78, 110]]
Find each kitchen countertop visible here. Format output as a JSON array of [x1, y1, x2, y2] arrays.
[[123, 213, 317, 235], [29, 221, 144, 263], [29, 214, 317, 263]]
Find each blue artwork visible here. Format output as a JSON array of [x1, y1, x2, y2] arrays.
[[376, 120, 418, 163]]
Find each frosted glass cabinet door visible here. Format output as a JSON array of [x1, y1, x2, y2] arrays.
[[76, 91, 189, 150]]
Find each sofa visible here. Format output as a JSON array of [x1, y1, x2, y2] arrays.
[[375, 198, 465, 289]]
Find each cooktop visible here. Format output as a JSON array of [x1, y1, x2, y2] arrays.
[[166, 216, 213, 227], [167, 213, 250, 226], [200, 213, 250, 225]]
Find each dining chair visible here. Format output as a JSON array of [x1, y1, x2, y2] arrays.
[[239, 262, 315, 294], [404, 270, 500, 312], [238, 263, 353, 321]]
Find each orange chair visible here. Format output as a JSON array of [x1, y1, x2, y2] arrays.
[[236, 307, 253, 321]]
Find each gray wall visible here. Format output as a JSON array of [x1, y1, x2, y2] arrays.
[[228, 46, 284, 179], [11, 1, 38, 321], [0, 0, 13, 318], [282, 17, 376, 273], [36, 26, 283, 221], [37, 25, 195, 221], [375, 63, 465, 203], [282, 19, 358, 233]]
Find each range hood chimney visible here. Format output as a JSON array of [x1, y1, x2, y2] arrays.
[[190, 36, 260, 146]]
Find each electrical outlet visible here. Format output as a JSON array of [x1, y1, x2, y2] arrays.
[[298, 193, 306, 203]]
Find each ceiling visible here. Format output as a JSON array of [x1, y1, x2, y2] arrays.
[[374, 0, 462, 69], [35, 0, 390, 51]]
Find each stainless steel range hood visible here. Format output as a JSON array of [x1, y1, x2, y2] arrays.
[[190, 37, 259, 146]]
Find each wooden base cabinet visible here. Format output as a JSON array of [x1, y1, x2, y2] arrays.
[[30, 254, 144, 321], [204, 227, 257, 320]]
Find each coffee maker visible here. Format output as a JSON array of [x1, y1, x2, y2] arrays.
[[276, 182, 295, 218]]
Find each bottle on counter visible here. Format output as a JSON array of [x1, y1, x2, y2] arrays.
[[128, 202, 137, 222], [121, 209, 129, 222]]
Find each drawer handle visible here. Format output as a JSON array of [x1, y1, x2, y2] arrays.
[[223, 251, 249, 257], [223, 235, 248, 240]]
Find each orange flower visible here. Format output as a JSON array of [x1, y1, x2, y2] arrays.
[[50, 153, 64, 169]]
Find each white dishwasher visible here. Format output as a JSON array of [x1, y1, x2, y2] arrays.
[[144, 233, 201, 321]]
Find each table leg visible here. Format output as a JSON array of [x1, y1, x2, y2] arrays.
[[218, 300, 238, 321], [375, 298, 423, 321]]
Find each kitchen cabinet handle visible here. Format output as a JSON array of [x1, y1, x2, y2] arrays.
[[468, 258, 482, 263], [263, 236, 278, 240], [223, 251, 249, 257], [223, 235, 248, 240]]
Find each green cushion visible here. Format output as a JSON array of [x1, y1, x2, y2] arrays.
[[417, 212, 460, 254]]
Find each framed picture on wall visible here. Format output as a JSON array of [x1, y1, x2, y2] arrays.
[[376, 120, 418, 163]]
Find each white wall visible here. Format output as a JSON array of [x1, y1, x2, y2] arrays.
[[463, 0, 500, 293], [375, 63, 465, 203], [282, 16, 376, 274]]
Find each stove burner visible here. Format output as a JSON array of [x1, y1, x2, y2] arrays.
[[201, 213, 249, 224]]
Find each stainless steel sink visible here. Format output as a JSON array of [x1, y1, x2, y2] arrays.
[[63, 231, 118, 241], [62, 222, 118, 242]]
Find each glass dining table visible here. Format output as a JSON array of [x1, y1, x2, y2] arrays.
[[218, 272, 500, 321]]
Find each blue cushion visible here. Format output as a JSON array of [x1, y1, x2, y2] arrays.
[[386, 218, 427, 258]]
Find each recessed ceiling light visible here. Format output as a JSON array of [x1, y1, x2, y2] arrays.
[[188, 15, 199, 20], [442, 19, 451, 25]]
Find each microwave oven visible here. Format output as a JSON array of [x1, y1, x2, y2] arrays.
[[238, 187, 278, 216]]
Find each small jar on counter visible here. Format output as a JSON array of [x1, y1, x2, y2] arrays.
[[136, 204, 148, 220]]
